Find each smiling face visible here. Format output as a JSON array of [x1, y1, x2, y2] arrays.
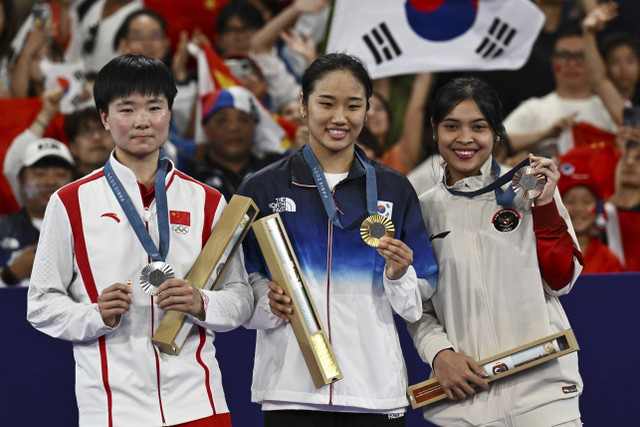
[[99, 92, 171, 164], [300, 70, 368, 170], [435, 98, 496, 185]]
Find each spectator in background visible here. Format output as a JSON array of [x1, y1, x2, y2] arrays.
[[0, 0, 17, 97], [504, 25, 618, 158], [557, 144, 623, 273], [3, 88, 114, 203], [606, 140, 640, 270], [365, 73, 433, 175], [0, 138, 74, 287], [74, 0, 142, 73], [248, 0, 327, 113], [64, 107, 113, 178], [215, 0, 264, 57], [192, 86, 283, 201], [582, 2, 640, 126]]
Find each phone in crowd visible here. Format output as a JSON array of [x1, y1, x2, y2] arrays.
[[622, 106, 640, 127], [32, 3, 52, 30], [225, 58, 253, 78]]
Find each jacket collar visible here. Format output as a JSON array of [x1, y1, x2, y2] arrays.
[[290, 144, 369, 186], [445, 155, 495, 192]]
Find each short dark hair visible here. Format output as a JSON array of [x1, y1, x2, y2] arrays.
[[554, 22, 583, 47], [301, 53, 373, 110], [113, 8, 167, 51], [431, 76, 506, 145], [216, 0, 264, 34], [600, 32, 640, 62], [64, 107, 102, 142], [93, 54, 177, 113]]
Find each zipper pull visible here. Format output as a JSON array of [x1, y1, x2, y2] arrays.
[[143, 207, 151, 222]]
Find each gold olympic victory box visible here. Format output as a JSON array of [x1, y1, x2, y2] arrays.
[[152, 195, 259, 355], [407, 329, 580, 408], [252, 213, 343, 388]]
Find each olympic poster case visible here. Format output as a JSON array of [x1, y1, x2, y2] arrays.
[[2, 273, 638, 426]]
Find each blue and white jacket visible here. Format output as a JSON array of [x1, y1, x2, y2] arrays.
[[237, 145, 438, 412]]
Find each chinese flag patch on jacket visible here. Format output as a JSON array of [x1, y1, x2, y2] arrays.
[[170, 210, 190, 226]]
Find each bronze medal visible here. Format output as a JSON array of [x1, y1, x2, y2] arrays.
[[512, 165, 546, 199]]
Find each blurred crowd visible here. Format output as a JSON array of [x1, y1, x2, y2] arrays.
[[1, 0, 639, 289]]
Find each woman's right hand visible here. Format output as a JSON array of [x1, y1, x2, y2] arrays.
[[268, 281, 293, 322], [432, 349, 489, 400]]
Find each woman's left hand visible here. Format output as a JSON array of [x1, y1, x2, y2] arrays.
[[529, 154, 560, 206], [377, 237, 413, 280]]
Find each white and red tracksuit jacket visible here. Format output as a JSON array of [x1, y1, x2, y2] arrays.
[[409, 157, 584, 427], [27, 154, 253, 426]]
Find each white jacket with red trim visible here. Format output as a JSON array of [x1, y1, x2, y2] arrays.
[[27, 153, 253, 427], [408, 158, 583, 426]]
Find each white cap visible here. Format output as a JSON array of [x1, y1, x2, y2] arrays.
[[22, 138, 75, 169]]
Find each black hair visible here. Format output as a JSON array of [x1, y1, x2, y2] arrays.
[[600, 32, 640, 63], [64, 107, 103, 142], [431, 76, 506, 147], [113, 8, 167, 51], [0, 0, 17, 57], [216, 0, 264, 34], [93, 54, 177, 113], [554, 22, 583, 47], [301, 53, 373, 110]]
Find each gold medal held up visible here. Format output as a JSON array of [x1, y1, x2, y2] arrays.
[[512, 166, 546, 200], [360, 214, 395, 247]]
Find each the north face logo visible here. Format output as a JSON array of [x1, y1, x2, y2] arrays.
[[269, 197, 296, 213]]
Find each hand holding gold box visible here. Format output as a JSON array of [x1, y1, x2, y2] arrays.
[[407, 329, 580, 408], [152, 195, 259, 355], [252, 213, 342, 388]]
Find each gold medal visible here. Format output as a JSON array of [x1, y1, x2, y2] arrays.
[[360, 214, 395, 247], [512, 166, 546, 200], [140, 261, 175, 295]]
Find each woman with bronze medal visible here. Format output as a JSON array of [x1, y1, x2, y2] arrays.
[[408, 77, 584, 426], [27, 55, 252, 426], [237, 53, 438, 426]]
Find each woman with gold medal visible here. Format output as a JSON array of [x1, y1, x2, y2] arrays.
[[237, 53, 438, 426]]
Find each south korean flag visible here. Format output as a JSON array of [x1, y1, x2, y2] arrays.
[[325, 0, 545, 79]]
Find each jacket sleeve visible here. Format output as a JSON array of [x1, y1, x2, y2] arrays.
[[532, 191, 583, 296], [383, 266, 434, 323], [190, 249, 254, 332], [406, 298, 455, 368], [27, 195, 114, 341], [245, 271, 286, 330]]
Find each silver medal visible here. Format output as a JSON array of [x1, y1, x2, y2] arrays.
[[139, 261, 175, 295]]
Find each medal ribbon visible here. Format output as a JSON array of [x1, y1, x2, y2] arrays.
[[302, 144, 378, 229], [103, 150, 171, 261], [445, 157, 531, 206]]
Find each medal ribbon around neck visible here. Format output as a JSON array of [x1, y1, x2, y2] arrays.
[[444, 157, 531, 206], [103, 149, 171, 261], [302, 144, 378, 229]]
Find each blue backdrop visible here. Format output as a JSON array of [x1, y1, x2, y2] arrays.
[[2, 273, 638, 426]]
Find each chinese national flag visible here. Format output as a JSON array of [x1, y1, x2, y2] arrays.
[[170, 210, 191, 226], [143, 0, 232, 51]]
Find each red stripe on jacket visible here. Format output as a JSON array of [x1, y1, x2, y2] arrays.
[[58, 171, 114, 427]]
